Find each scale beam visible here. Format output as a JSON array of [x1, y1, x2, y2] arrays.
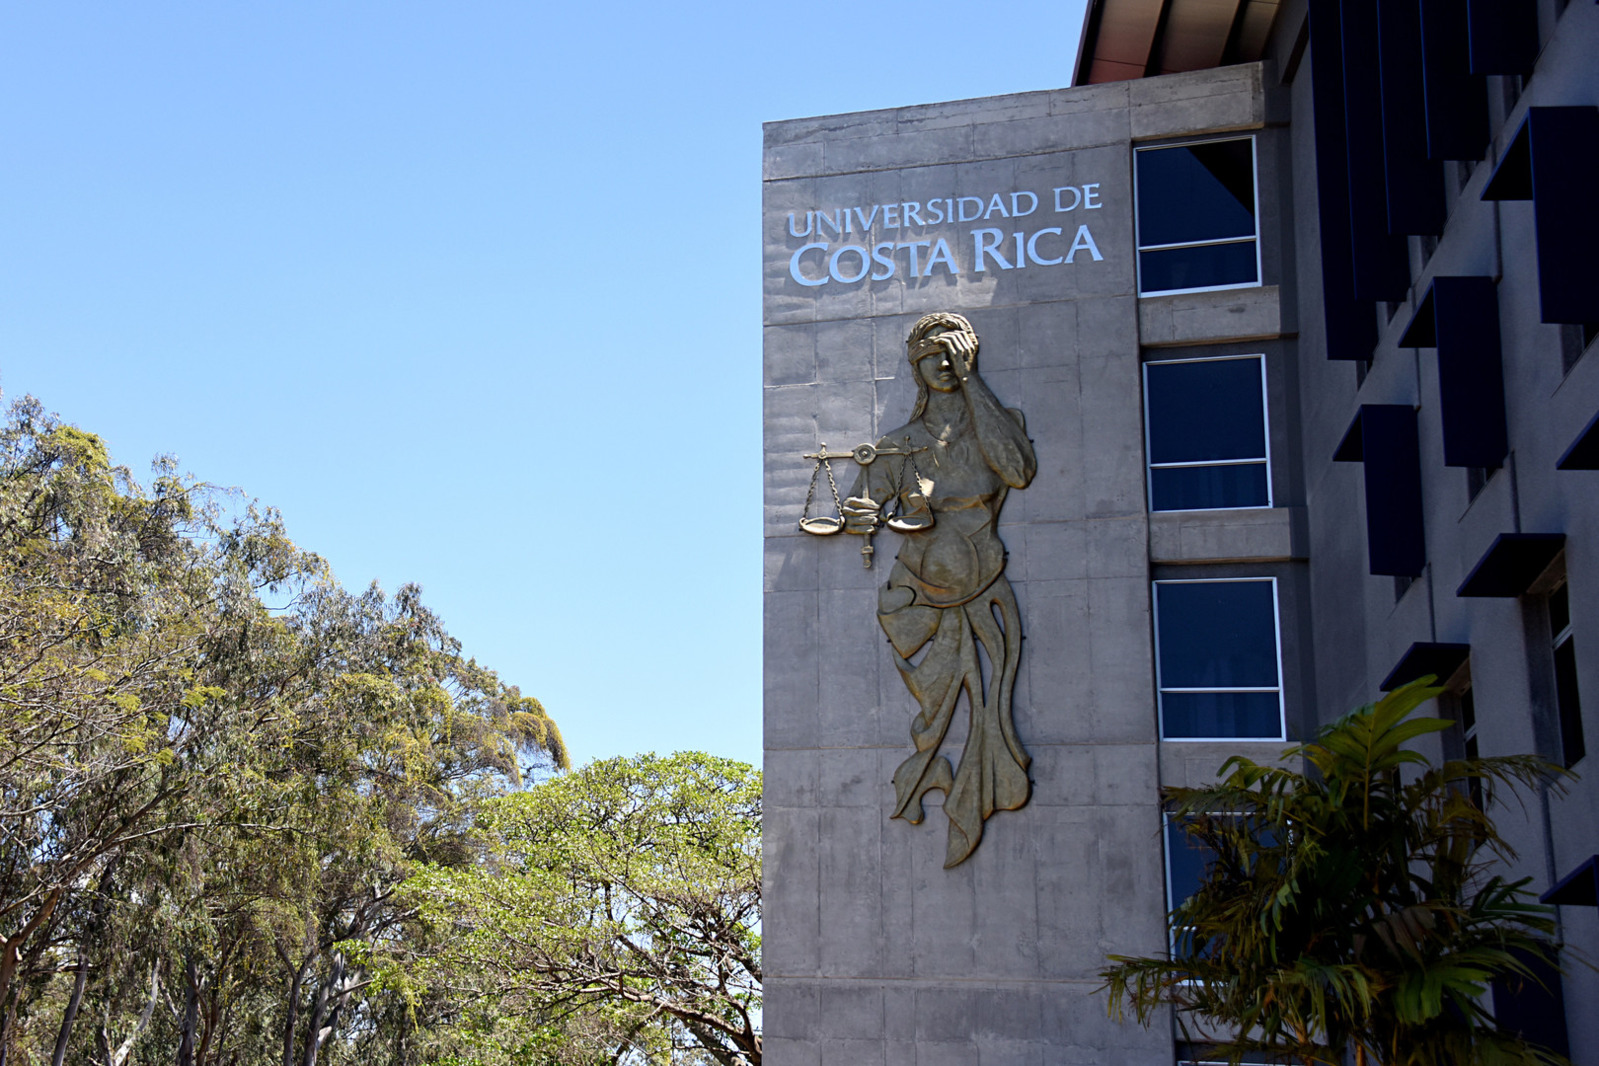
[[803, 441, 925, 465], [797, 440, 928, 567]]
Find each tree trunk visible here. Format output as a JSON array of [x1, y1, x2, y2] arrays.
[[59, 868, 115, 1066], [196, 989, 219, 1066], [280, 954, 309, 1066], [0, 958, 11, 1066], [176, 955, 199, 1066], [107, 966, 160, 1066], [300, 952, 344, 1066], [50, 963, 88, 1066]]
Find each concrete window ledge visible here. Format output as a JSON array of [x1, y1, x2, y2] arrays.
[[1139, 285, 1286, 347], [1161, 740, 1299, 788], [1149, 505, 1306, 564]]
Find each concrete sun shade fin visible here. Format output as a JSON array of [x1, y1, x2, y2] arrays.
[[1481, 106, 1599, 326], [1397, 276, 1509, 470], [1332, 405, 1426, 578]]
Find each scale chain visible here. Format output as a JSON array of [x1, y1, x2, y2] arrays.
[[801, 450, 821, 521], [823, 449, 843, 516]]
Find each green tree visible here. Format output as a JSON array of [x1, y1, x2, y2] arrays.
[[397, 752, 762, 1066], [0, 399, 288, 1050], [1100, 680, 1572, 1066], [0, 397, 568, 1064]]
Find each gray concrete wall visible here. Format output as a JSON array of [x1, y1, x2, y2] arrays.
[[764, 0, 1598, 1057], [1276, 0, 1599, 1055], [763, 65, 1296, 1064]]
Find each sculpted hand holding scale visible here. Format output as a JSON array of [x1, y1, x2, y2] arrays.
[[801, 312, 1037, 867]]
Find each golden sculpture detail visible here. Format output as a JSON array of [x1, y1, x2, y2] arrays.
[[800, 440, 929, 567], [799, 312, 1037, 867]]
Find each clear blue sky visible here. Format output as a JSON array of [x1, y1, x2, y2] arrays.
[[0, 2, 1087, 769]]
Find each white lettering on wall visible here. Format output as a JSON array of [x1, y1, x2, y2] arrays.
[[790, 243, 830, 286], [925, 238, 959, 275], [777, 182, 1111, 287], [829, 245, 872, 284], [1026, 228, 1063, 266], [871, 242, 896, 280], [1066, 225, 1104, 262], [973, 228, 1012, 271]]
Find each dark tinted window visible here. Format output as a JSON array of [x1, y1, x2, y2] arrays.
[[1145, 356, 1270, 512], [1136, 138, 1259, 294], [1138, 242, 1259, 293], [1156, 580, 1283, 739], [1550, 583, 1570, 635], [1160, 692, 1284, 739], [1146, 359, 1266, 463], [1150, 466, 1269, 511], [1156, 581, 1278, 686], [1554, 641, 1584, 766], [1165, 819, 1214, 910], [1136, 139, 1257, 246]]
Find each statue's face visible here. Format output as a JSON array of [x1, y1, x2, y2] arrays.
[[914, 328, 962, 393]]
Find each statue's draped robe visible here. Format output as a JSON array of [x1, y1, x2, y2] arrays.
[[855, 408, 1034, 867]]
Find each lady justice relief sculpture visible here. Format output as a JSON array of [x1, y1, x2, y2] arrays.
[[798, 312, 1037, 867]]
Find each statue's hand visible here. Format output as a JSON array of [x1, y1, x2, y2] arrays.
[[841, 495, 881, 535], [940, 331, 978, 382]]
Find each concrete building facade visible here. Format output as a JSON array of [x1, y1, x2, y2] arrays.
[[762, 1, 1598, 1061]]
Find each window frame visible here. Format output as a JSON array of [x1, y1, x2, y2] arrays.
[[1153, 576, 1287, 742], [1134, 134, 1264, 298], [1143, 353, 1274, 514], [1549, 582, 1586, 768], [1457, 685, 1484, 809]]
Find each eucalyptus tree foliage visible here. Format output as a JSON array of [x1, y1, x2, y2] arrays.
[[1100, 680, 1572, 1066], [397, 753, 763, 1066], [0, 397, 567, 1065]]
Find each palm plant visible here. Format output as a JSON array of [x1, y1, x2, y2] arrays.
[[1101, 679, 1572, 1065]]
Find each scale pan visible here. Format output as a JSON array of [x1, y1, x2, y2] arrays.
[[887, 515, 933, 533], [799, 517, 844, 535]]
